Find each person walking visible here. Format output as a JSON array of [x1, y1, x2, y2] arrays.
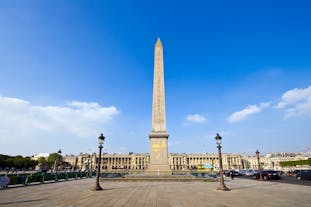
[[230, 171, 234, 180]]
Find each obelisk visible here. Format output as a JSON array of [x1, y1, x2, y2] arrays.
[[147, 38, 171, 174]]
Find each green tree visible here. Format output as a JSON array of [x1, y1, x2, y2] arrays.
[[0, 154, 39, 170], [47, 153, 62, 164], [280, 159, 311, 167], [24, 157, 38, 169], [48, 152, 63, 171], [12, 156, 25, 169], [37, 157, 50, 169], [5, 157, 15, 168], [0, 154, 10, 168], [37, 157, 47, 164]]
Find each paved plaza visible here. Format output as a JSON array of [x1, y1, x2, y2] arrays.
[[0, 178, 310, 207]]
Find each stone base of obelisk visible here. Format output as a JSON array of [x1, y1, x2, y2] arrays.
[[145, 132, 172, 175], [145, 164, 172, 176]]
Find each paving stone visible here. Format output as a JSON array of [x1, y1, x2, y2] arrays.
[[0, 178, 310, 207]]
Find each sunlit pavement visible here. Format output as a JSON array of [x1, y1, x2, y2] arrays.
[[0, 178, 310, 207]]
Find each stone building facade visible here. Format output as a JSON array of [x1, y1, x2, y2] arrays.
[[63, 151, 310, 172], [240, 155, 272, 170], [63, 153, 244, 171]]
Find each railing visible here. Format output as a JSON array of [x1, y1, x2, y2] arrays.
[[0, 171, 96, 188]]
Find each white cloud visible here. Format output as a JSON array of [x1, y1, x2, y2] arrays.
[[276, 86, 311, 108], [186, 114, 206, 123], [227, 102, 270, 123], [0, 96, 120, 139], [275, 86, 311, 118]]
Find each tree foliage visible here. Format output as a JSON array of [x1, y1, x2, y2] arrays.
[[37, 157, 53, 169], [47, 153, 62, 163], [37, 157, 47, 164], [0, 154, 38, 169], [279, 159, 311, 167]]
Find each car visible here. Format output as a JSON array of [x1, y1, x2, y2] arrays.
[[238, 170, 247, 176], [245, 170, 257, 176], [253, 170, 281, 180], [296, 170, 311, 180], [286, 171, 293, 176], [224, 170, 240, 177], [292, 169, 303, 176]]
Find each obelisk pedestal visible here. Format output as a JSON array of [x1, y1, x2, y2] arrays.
[[148, 132, 171, 174], [146, 38, 171, 175]]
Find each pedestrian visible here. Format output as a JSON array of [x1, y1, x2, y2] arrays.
[[0, 175, 10, 189], [230, 171, 234, 180]]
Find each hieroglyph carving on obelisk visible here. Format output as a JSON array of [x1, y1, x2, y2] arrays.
[[152, 38, 166, 132], [147, 38, 171, 174]]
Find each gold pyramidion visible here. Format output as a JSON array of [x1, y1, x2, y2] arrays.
[[156, 37, 162, 47]]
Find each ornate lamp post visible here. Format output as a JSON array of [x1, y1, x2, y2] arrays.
[[92, 133, 105, 191], [215, 133, 230, 191], [256, 150, 263, 181]]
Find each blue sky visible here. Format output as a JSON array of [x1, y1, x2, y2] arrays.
[[0, 0, 310, 156]]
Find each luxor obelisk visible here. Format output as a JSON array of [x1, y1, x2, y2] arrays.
[[147, 38, 171, 174]]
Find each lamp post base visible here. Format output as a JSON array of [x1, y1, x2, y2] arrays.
[[92, 185, 103, 191], [217, 184, 230, 191]]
